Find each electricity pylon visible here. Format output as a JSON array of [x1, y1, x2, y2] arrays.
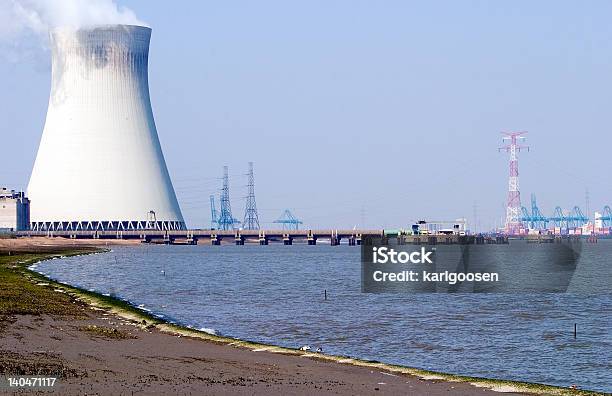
[[217, 166, 239, 230], [242, 162, 260, 230]]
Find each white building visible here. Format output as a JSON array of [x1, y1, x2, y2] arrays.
[[594, 212, 603, 229], [27, 25, 185, 231], [0, 188, 30, 231]]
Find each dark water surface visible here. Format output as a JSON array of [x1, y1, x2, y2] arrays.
[[33, 242, 611, 392]]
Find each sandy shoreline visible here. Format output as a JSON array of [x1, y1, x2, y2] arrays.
[[0, 237, 601, 395]]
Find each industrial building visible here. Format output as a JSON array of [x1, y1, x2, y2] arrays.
[[27, 25, 185, 232], [0, 188, 30, 231]]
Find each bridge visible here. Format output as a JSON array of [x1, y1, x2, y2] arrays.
[[16, 229, 379, 246], [14, 229, 499, 246]]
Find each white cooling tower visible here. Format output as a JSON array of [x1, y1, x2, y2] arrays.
[[27, 25, 185, 231]]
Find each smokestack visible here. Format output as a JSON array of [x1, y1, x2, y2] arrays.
[[27, 25, 185, 231]]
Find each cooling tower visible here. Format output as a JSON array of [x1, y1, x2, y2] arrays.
[[27, 25, 185, 231]]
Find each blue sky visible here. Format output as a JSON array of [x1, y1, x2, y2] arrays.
[[1, 1, 612, 229]]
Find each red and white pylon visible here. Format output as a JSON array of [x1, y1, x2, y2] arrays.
[[499, 131, 529, 235]]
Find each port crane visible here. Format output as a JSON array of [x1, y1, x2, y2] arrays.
[[520, 194, 548, 229], [600, 206, 612, 227], [273, 210, 303, 230], [520, 194, 591, 230]]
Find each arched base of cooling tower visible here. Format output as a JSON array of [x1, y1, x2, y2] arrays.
[[31, 220, 186, 232]]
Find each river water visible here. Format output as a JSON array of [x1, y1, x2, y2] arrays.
[[33, 242, 611, 392]]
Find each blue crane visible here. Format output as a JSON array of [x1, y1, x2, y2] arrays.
[[273, 210, 303, 230], [601, 205, 612, 227], [520, 206, 532, 228], [520, 194, 591, 230], [569, 206, 588, 228], [530, 194, 548, 229], [550, 206, 568, 228], [549, 206, 589, 228], [520, 194, 548, 229]]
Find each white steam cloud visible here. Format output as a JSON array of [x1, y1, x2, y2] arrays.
[[1, 0, 145, 35], [0, 0, 146, 62]]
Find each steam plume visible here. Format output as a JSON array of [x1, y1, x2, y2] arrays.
[[0, 0, 146, 61]]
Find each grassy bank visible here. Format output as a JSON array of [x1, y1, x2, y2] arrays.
[[0, 247, 605, 396], [0, 249, 94, 317]]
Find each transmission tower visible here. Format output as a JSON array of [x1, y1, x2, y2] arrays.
[[210, 195, 218, 229], [242, 162, 260, 230], [472, 201, 478, 233], [585, 188, 590, 221], [217, 166, 239, 230], [499, 131, 529, 235]]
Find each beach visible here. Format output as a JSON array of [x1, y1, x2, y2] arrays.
[[0, 238, 600, 395]]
